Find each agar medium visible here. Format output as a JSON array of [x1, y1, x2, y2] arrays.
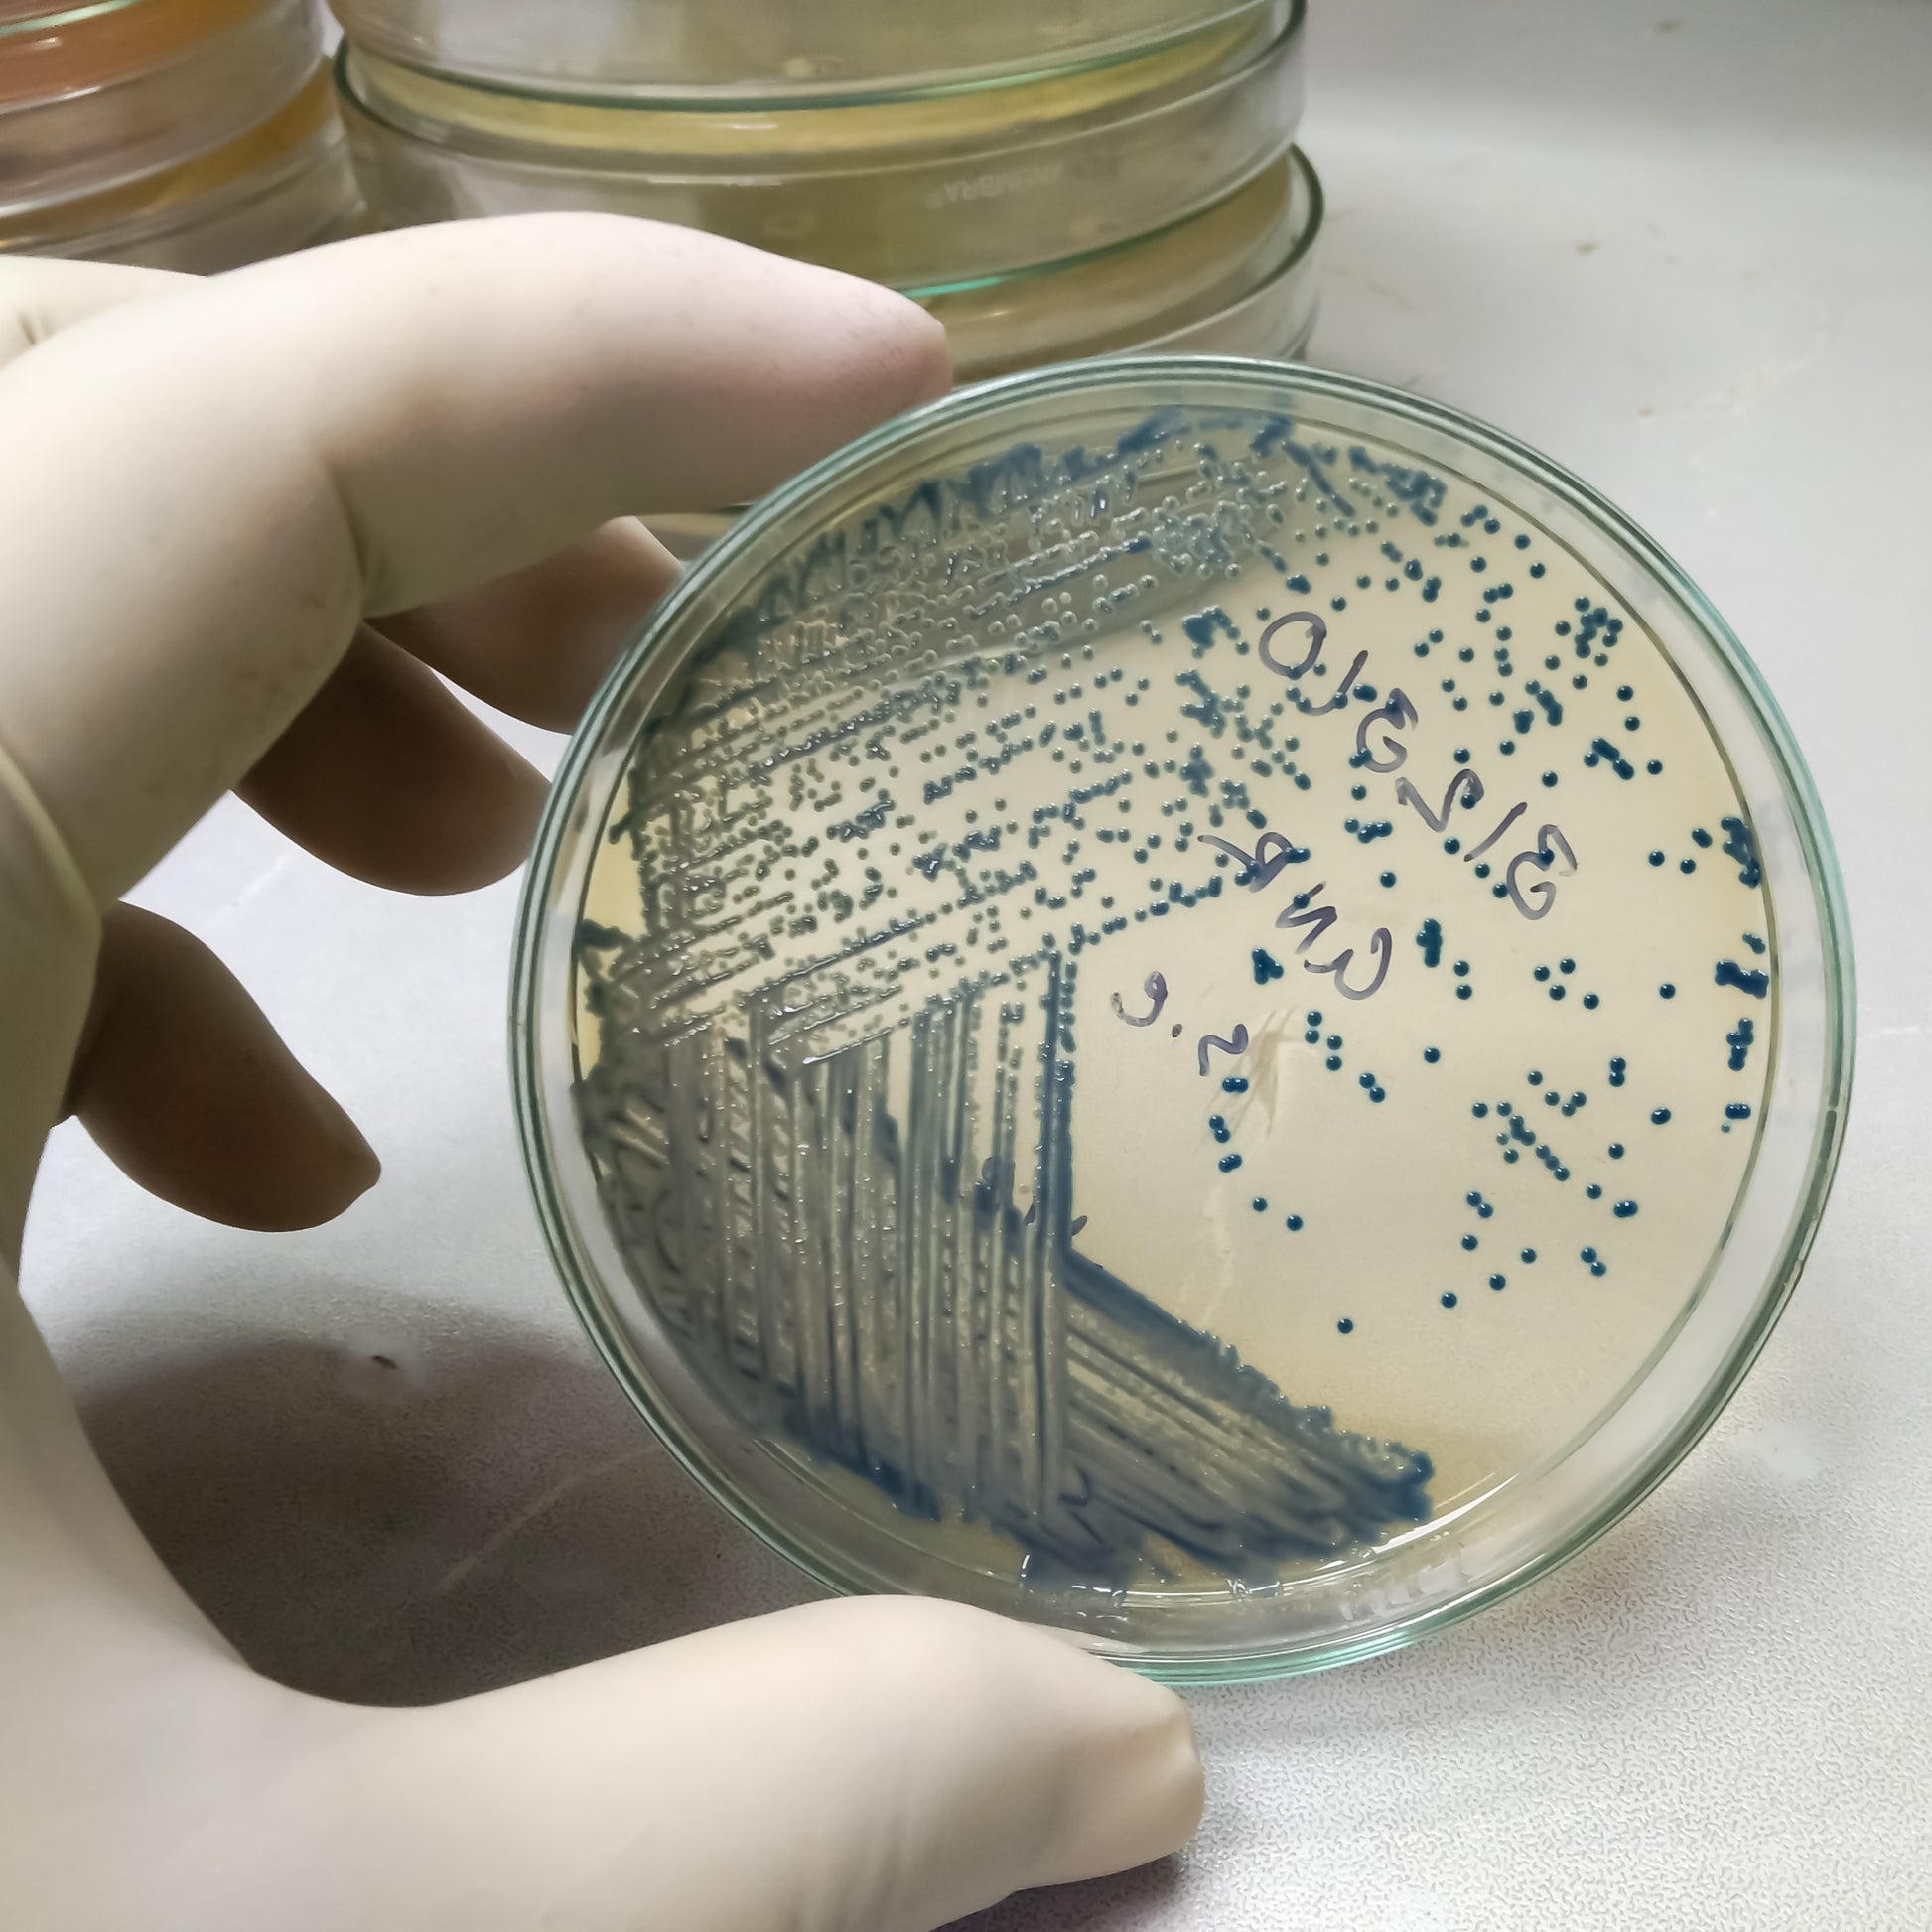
[[514, 359, 1852, 1681]]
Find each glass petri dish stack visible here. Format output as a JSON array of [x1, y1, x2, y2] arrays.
[[515, 358, 1853, 1682], [329, 0, 1320, 389], [0, 0, 363, 272]]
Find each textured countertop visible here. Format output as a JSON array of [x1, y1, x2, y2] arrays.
[[23, 1, 1932, 1925]]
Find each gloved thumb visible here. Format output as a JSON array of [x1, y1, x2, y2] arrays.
[[5, 1261, 1198, 1931], [298, 1594, 1202, 1932]]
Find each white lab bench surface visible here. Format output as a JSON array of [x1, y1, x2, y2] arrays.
[[22, 1, 1932, 1924]]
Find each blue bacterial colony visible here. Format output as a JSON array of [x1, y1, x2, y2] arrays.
[[572, 402, 1775, 1594]]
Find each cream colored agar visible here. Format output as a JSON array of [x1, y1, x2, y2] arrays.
[[574, 430, 1771, 1586], [1056, 595, 1764, 1529]]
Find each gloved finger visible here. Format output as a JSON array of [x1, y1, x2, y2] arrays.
[[0, 214, 952, 912], [0, 256, 191, 370], [235, 623, 547, 895], [375, 516, 680, 733], [64, 905, 378, 1231], [300, 1596, 1204, 1932]]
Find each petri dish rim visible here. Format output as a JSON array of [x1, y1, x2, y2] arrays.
[[926, 147, 1320, 383], [512, 357, 1855, 1682], [913, 139, 1319, 304], [0, 0, 164, 47]]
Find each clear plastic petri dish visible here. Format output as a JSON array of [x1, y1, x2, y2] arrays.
[[0, 0, 321, 218], [514, 359, 1853, 1681], [336, 4, 1305, 289], [326, 0, 1281, 104], [1, 64, 363, 271]]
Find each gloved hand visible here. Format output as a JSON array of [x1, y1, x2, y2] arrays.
[[0, 218, 1202, 1932]]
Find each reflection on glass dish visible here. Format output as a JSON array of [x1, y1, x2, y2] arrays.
[[1, 64, 362, 270], [0, 0, 321, 216], [515, 360, 1852, 1680]]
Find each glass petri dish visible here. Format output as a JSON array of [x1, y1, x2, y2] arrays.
[[514, 359, 1853, 1681], [930, 145, 1319, 381], [1, 65, 362, 271], [327, 0, 1279, 104], [0, 0, 321, 218], [1138, 206, 1322, 360], [336, 5, 1305, 289]]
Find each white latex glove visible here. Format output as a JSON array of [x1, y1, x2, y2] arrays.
[[0, 219, 1202, 1932]]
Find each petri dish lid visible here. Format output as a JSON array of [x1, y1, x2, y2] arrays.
[[516, 358, 1853, 1681], [0, 0, 320, 217], [328, 0, 1289, 104]]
